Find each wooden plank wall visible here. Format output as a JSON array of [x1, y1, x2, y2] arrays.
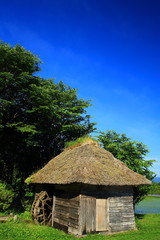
[[53, 195, 80, 234], [79, 195, 96, 234], [109, 195, 136, 232], [35, 184, 136, 235], [80, 185, 135, 234]]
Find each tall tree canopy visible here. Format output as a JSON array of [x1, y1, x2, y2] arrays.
[[97, 130, 155, 204], [0, 41, 96, 187]]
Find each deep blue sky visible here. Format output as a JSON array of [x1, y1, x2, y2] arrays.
[[0, 0, 160, 176]]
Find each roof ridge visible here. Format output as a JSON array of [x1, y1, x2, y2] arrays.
[[64, 140, 100, 151]]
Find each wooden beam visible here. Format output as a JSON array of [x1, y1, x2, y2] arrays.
[[51, 194, 56, 227]]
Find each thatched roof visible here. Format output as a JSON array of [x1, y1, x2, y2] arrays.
[[28, 141, 151, 186]]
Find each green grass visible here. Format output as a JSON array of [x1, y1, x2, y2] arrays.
[[0, 214, 160, 240], [64, 135, 97, 148]]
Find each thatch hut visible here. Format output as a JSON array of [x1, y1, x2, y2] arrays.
[[27, 140, 151, 235]]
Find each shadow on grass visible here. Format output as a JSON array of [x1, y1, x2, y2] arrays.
[[135, 213, 145, 219]]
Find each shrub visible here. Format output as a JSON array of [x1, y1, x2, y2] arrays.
[[0, 182, 17, 212]]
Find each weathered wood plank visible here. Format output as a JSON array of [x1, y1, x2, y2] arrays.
[[53, 193, 80, 234], [55, 207, 70, 214], [86, 197, 96, 233], [56, 201, 70, 206], [110, 217, 135, 223], [0, 215, 14, 222], [109, 198, 133, 203], [55, 212, 69, 219], [109, 194, 135, 233], [54, 217, 69, 227], [109, 209, 134, 214], [110, 223, 136, 232], [109, 203, 133, 207], [79, 195, 86, 234], [56, 203, 79, 210], [55, 210, 78, 219], [52, 195, 56, 227], [69, 218, 79, 225], [69, 200, 80, 206], [68, 223, 79, 229], [96, 199, 108, 231], [56, 199, 79, 206]]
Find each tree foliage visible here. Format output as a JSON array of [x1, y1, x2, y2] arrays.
[[97, 130, 155, 204], [0, 41, 96, 190]]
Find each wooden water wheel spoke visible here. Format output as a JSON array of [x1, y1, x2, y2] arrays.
[[46, 212, 52, 220], [45, 203, 52, 210], [31, 191, 53, 225], [36, 207, 44, 210], [37, 214, 45, 218], [46, 211, 52, 226], [40, 219, 46, 224]]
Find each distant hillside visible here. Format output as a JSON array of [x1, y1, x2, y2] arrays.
[[153, 177, 160, 183]]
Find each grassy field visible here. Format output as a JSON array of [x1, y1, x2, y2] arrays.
[[0, 213, 160, 240]]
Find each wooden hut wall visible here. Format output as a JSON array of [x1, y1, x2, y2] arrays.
[[51, 185, 81, 235], [109, 196, 135, 232], [107, 186, 136, 233], [52, 195, 80, 234], [33, 184, 136, 235], [80, 185, 136, 234]]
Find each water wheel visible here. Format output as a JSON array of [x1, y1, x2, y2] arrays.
[[31, 191, 53, 226]]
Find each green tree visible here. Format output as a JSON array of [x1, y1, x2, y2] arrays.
[[0, 41, 96, 190], [97, 130, 155, 204]]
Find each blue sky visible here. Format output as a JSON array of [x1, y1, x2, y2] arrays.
[[0, 0, 160, 176]]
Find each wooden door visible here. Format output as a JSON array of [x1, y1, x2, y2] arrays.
[[80, 196, 108, 234], [85, 197, 96, 233], [96, 199, 108, 231], [80, 196, 96, 234]]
